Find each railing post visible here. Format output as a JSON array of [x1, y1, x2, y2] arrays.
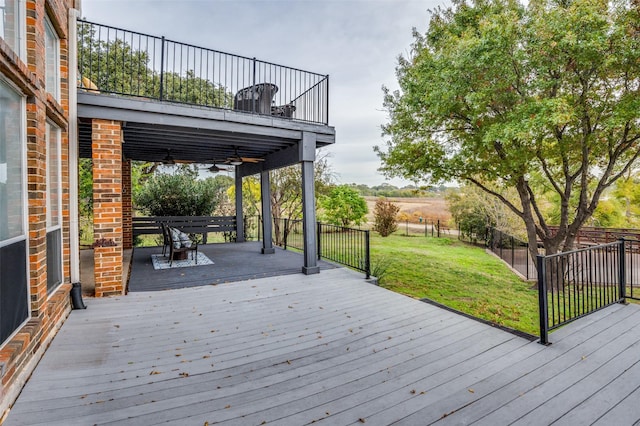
[[325, 75, 329, 125], [252, 57, 257, 113], [437, 220, 440, 238], [283, 218, 289, 250], [365, 230, 371, 279], [511, 236, 515, 268], [619, 238, 627, 303], [537, 254, 550, 345], [317, 222, 322, 260], [159, 36, 165, 101]]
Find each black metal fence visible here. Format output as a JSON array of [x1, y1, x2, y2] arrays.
[[537, 239, 640, 345], [246, 216, 370, 278], [457, 225, 537, 280], [487, 228, 537, 280], [77, 20, 329, 124]]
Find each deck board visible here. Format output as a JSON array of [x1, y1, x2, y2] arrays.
[[5, 268, 640, 425]]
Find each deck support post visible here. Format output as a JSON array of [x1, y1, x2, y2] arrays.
[[301, 132, 319, 275], [235, 172, 244, 242], [260, 170, 275, 254]]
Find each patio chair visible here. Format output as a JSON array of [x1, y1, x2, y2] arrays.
[[167, 226, 198, 267], [233, 83, 278, 115], [270, 103, 296, 118]]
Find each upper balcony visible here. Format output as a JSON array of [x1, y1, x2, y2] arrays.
[[76, 20, 334, 169]]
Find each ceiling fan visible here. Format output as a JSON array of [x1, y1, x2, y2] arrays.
[[161, 149, 176, 165], [200, 164, 233, 173], [219, 146, 265, 166], [161, 149, 192, 165]]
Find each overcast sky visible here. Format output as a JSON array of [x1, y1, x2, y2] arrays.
[[80, 0, 449, 186]]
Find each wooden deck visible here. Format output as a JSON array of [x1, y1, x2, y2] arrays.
[[5, 268, 640, 425]]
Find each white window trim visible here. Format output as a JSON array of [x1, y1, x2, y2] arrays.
[[45, 121, 62, 232], [0, 0, 26, 60], [0, 76, 28, 248], [44, 15, 60, 101], [0, 76, 30, 351], [17, 0, 25, 60], [46, 121, 63, 296]]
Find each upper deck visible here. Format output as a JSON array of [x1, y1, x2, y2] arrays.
[[76, 20, 334, 170]]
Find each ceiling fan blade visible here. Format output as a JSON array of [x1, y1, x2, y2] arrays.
[[240, 157, 265, 163]]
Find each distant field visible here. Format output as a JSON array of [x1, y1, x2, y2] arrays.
[[364, 196, 451, 224]]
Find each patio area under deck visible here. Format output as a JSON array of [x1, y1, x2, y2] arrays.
[[126, 242, 339, 292], [5, 268, 640, 425], [78, 90, 336, 295]]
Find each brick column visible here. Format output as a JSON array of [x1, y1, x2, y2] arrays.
[[122, 159, 133, 250], [92, 119, 123, 297]]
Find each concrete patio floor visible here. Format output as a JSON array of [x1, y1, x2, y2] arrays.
[[5, 268, 640, 425]]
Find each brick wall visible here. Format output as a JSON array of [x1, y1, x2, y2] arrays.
[[0, 0, 75, 420], [92, 119, 124, 297]]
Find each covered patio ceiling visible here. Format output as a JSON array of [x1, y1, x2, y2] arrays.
[[77, 92, 336, 169]]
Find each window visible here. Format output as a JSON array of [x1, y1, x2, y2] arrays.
[[44, 16, 59, 100], [46, 122, 62, 293], [0, 78, 29, 346], [0, 0, 24, 58], [0, 78, 24, 241]]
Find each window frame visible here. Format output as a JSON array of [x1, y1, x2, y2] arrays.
[[0, 0, 26, 60], [0, 76, 30, 350], [45, 120, 63, 295], [0, 76, 27, 249], [44, 14, 60, 101]]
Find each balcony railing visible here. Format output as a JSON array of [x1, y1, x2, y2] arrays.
[[246, 216, 370, 278], [77, 20, 329, 124], [537, 239, 640, 345]]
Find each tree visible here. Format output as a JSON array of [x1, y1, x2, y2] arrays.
[[320, 185, 368, 227], [377, 0, 640, 261], [610, 170, 640, 226], [227, 152, 334, 227], [445, 184, 524, 239], [372, 198, 400, 237], [136, 167, 223, 216]]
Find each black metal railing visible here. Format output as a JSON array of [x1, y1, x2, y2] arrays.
[[246, 216, 370, 278], [457, 225, 537, 280], [77, 20, 329, 124], [487, 228, 537, 280], [537, 239, 640, 345], [317, 222, 370, 278]]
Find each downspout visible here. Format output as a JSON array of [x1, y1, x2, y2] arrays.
[[68, 4, 80, 283]]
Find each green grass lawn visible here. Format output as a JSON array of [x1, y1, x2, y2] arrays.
[[371, 233, 540, 335]]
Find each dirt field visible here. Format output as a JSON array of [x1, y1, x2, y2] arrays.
[[364, 196, 451, 224]]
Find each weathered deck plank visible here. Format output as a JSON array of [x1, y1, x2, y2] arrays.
[[5, 268, 640, 425]]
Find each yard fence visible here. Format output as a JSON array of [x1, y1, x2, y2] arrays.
[[246, 216, 370, 278], [537, 239, 640, 345], [457, 225, 537, 280], [78, 20, 329, 124]]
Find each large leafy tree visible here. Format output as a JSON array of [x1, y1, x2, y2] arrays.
[[320, 185, 368, 227], [377, 0, 640, 260]]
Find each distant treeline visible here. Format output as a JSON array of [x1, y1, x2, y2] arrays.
[[347, 183, 450, 198]]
